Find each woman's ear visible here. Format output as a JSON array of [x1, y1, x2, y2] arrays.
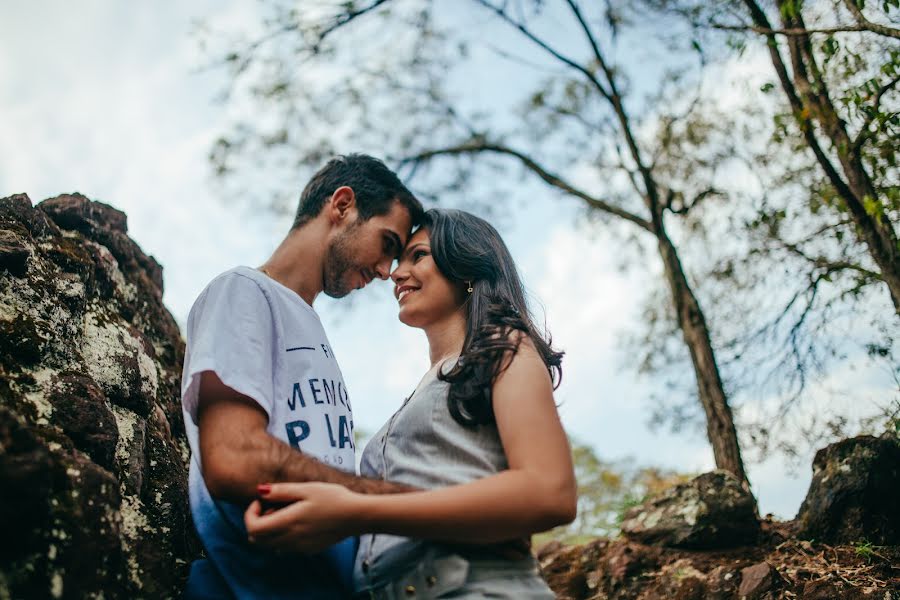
[[329, 186, 357, 224]]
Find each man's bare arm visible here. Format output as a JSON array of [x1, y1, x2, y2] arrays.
[[197, 371, 413, 503]]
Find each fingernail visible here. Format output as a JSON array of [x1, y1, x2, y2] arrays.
[[257, 484, 271, 496]]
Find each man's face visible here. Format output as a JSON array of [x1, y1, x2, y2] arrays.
[[322, 200, 413, 298]]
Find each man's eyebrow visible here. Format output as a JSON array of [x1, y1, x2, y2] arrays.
[[399, 242, 429, 261]]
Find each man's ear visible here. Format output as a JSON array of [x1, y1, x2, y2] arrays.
[[329, 186, 356, 224]]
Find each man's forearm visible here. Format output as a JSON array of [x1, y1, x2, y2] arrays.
[[205, 429, 413, 502], [197, 377, 415, 502], [265, 435, 414, 495]]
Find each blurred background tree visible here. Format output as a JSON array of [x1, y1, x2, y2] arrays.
[[535, 439, 691, 544], [637, 0, 900, 461], [201, 0, 898, 486]]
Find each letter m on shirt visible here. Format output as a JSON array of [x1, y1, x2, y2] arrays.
[[288, 382, 306, 410]]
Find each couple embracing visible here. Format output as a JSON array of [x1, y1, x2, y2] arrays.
[[181, 154, 576, 599]]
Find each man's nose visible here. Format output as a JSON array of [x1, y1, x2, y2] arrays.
[[374, 258, 392, 280]]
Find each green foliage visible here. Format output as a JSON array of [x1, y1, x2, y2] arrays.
[[853, 540, 889, 563], [535, 439, 691, 544]]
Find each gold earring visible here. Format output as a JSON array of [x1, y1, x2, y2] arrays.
[[467, 281, 474, 293]]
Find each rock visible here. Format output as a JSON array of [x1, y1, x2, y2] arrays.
[[0, 229, 30, 277], [535, 539, 563, 562], [738, 561, 781, 599], [705, 565, 739, 599], [538, 539, 603, 600], [621, 470, 760, 549], [800, 580, 841, 599], [604, 541, 660, 584], [39, 193, 128, 234], [50, 374, 119, 471], [0, 193, 199, 599], [659, 558, 708, 600], [796, 434, 900, 545]]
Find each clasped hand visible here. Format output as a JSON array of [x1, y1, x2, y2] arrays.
[[244, 482, 363, 554]]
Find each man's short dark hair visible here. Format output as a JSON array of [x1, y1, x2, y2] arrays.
[[292, 154, 424, 229]]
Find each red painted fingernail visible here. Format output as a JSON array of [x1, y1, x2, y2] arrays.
[[257, 484, 271, 496]]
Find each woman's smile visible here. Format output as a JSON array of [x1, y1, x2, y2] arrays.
[[396, 284, 419, 302]]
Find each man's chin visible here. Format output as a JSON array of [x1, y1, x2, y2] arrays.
[[323, 286, 353, 299], [323, 278, 357, 299]]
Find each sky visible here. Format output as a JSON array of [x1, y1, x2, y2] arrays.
[[2, 1, 893, 519]]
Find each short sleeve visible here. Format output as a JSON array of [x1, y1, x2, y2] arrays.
[[181, 273, 277, 426]]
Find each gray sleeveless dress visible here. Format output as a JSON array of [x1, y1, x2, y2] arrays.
[[352, 361, 554, 599]]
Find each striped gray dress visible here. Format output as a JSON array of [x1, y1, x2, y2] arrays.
[[352, 361, 554, 599]]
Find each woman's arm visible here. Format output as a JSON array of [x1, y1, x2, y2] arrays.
[[245, 340, 577, 550]]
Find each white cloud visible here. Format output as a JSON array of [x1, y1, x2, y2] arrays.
[[0, 0, 276, 323]]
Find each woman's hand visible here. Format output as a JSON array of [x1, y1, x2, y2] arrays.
[[244, 482, 366, 554]]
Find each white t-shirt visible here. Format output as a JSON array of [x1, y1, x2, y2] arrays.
[[180, 266, 356, 597], [182, 266, 355, 467]]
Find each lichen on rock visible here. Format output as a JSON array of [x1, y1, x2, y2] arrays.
[[620, 470, 761, 549], [0, 193, 200, 599]]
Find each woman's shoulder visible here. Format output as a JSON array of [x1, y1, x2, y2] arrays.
[[496, 333, 546, 379]]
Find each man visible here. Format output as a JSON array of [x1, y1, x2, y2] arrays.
[[181, 154, 425, 599]]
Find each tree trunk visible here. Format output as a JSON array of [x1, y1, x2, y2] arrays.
[[772, 0, 900, 313], [835, 164, 900, 313], [655, 224, 748, 485]]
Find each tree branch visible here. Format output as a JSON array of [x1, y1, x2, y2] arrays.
[[399, 139, 653, 231], [776, 237, 881, 281], [710, 22, 885, 36], [841, 0, 900, 40], [614, 141, 646, 201], [563, 0, 661, 214], [666, 188, 725, 215], [312, 0, 394, 50], [742, 0, 859, 207], [472, 0, 614, 102], [853, 73, 900, 153], [472, 1, 662, 220], [221, 1, 393, 77]]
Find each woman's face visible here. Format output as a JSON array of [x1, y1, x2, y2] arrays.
[[391, 228, 467, 328]]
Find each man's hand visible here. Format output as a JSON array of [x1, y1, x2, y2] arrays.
[[245, 483, 365, 553]]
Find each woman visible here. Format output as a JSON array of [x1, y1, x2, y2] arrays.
[[245, 209, 576, 598]]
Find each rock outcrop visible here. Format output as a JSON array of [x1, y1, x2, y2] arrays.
[[620, 470, 760, 549], [541, 437, 900, 599], [796, 433, 900, 545], [540, 521, 899, 599], [0, 193, 200, 599]]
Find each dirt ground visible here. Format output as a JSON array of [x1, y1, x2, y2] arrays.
[[538, 520, 900, 599]]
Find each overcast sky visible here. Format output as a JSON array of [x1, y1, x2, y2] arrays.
[[3, 1, 894, 519]]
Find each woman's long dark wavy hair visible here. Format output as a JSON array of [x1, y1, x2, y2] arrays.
[[423, 208, 564, 427]]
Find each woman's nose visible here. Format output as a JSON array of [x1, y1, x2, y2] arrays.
[[390, 264, 407, 283]]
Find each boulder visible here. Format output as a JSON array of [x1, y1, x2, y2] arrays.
[[621, 470, 760, 549], [796, 434, 900, 545], [0, 193, 199, 599]]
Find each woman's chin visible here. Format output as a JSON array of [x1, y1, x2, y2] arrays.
[[397, 309, 423, 328]]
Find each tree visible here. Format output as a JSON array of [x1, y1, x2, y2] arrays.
[[638, 0, 899, 458], [674, 0, 900, 312], [205, 0, 765, 484]]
